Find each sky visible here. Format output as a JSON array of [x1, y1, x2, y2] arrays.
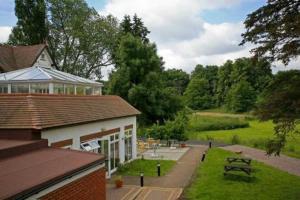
[[0, 0, 299, 78]]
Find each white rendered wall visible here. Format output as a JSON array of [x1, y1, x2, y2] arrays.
[[33, 49, 53, 68], [41, 116, 137, 164]]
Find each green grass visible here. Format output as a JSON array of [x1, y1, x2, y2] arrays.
[[117, 159, 176, 177], [187, 116, 300, 158], [185, 148, 300, 200], [188, 115, 249, 132]]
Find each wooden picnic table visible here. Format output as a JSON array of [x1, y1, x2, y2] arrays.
[[224, 164, 252, 175], [227, 157, 252, 165]]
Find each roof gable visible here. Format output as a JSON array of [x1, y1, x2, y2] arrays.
[[0, 44, 47, 72]]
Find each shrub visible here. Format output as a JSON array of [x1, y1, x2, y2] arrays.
[[231, 135, 240, 144], [188, 115, 249, 132]]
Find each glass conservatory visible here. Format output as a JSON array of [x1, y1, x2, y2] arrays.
[[0, 66, 103, 95]]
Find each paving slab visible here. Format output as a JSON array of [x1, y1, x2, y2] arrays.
[[221, 145, 300, 176]]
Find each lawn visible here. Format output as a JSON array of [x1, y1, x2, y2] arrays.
[[117, 159, 176, 177], [187, 114, 300, 158], [185, 148, 300, 200]]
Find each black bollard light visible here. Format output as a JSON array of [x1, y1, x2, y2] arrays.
[[201, 153, 206, 162], [140, 172, 144, 187], [157, 162, 161, 176], [209, 141, 212, 149]]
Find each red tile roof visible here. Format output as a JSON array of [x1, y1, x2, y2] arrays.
[[0, 94, 140, 129], [0, 44, 46, 72], [0, 139, 105, 199]]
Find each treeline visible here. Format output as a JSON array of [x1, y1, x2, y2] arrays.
[[184, 58, 273, 113], [6, 0, 274, 126]]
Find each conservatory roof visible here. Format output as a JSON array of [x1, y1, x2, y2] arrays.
[[0, 66, 102, 86]]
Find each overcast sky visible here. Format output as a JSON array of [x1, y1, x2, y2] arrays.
[[0, 0, 299, 78]]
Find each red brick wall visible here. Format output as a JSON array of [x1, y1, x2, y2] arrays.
[[41, 169, 106, 200]]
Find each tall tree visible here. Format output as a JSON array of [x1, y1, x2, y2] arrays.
[[47, 0, 119, 79], [216, 60, 234, 106], [256, 70, 300, 155], [162, 69, 189, 95], [8, 0, 47, 45], [241, 0, 300, 65]]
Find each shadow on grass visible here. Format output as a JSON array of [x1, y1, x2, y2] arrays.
[[223, 173, 257, 183]]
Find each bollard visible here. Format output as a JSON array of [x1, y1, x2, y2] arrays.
[[157, 163, 161, 176], [140, 172, 144, 187], [209, 141, 212, 149], [201, 153, 206, 162]]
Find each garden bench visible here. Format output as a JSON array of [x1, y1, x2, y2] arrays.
[[224, 164, 252, 175], [227, 157, 252, 165]]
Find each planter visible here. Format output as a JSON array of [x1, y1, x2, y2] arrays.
[[180, 143, 186, 148], [115, 180, 123, 188]]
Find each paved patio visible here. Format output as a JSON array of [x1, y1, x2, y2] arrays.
[[221, 145, 300, 176], [139, 147, 190, 161], [107, 145, 207, 200]]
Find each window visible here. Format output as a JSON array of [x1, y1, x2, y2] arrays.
[[53, 83, 64, 94], [125, 130, 133, 161], [30, 83, 49, 94], [11, 83, 29, 93], [81, 139, 100, 152], [0, 84, 8, 93], [76, 86, 84, 95], [65, 84, 75, 95], [94, 87, 101, 95], [40, 53, 46, 61], [85, 86, 93, 95]]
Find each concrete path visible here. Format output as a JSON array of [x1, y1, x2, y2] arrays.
[[106, 184, 182, 200], [221, 145, 300, 176], [121, 145, 207, 188]]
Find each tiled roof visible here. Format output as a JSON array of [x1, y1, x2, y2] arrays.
[[0, 44, 46, 72], [0, 139, 104, 199], [0, 94, 140, 129]]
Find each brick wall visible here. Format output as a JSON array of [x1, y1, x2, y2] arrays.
[[41, 169, 106, 200]]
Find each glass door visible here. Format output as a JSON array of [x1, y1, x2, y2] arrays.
[[98, 139, 109, 177], [125, 129, 133, 162], [109, 133, 120, 173]]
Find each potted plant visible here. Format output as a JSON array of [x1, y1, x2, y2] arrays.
[[114, 175, 123, 188]]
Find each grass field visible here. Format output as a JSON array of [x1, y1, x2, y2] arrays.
[[187, 114, 300, 158], [117, 159, 175, 177], [185, 148, 300, 200]]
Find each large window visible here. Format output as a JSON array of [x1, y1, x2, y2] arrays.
[[76, 86, 84, 95], [53, 83, 64, 94], [94, 87, 101, 95], [85, 86, 93, 95], [110, 133, 120, 171], [65, 84, 75, 95], [11, 83, 29, 93], [30, 83, 49, 94], [125, 129, 133, 162], [0, 84, 8, 93]]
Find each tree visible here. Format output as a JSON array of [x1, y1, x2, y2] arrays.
[[8, 0, 47, 45], [216, 60, 234, 106], [256, 70, 300, 155], [184, 77, 212, 110], [162, 69, 189, 95], [119, 14, 150, 43], [47, 0, 119, 79], [225, 80, 256, 113], [240, 0, 300, 65]]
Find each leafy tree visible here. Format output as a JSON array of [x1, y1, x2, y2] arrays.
[[256, 70, 300, 155], [47, 0, 119, 80], [8, 0, 47, 45], [225, 80, 256, 113], [216, 60, 234, 106], [162, 69, 189, 95], [184, 77, 212, 110], [241, 0, 300, 65]]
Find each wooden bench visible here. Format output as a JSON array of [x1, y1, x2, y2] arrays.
[[227, 157, 252, 165], [224, 164, 252, 175]]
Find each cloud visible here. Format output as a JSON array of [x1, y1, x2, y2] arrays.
[[0, 26, 11, 43]]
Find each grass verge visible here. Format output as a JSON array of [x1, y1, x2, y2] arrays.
[[185, 148, 300, 200], [117, 159, 176, 177]]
